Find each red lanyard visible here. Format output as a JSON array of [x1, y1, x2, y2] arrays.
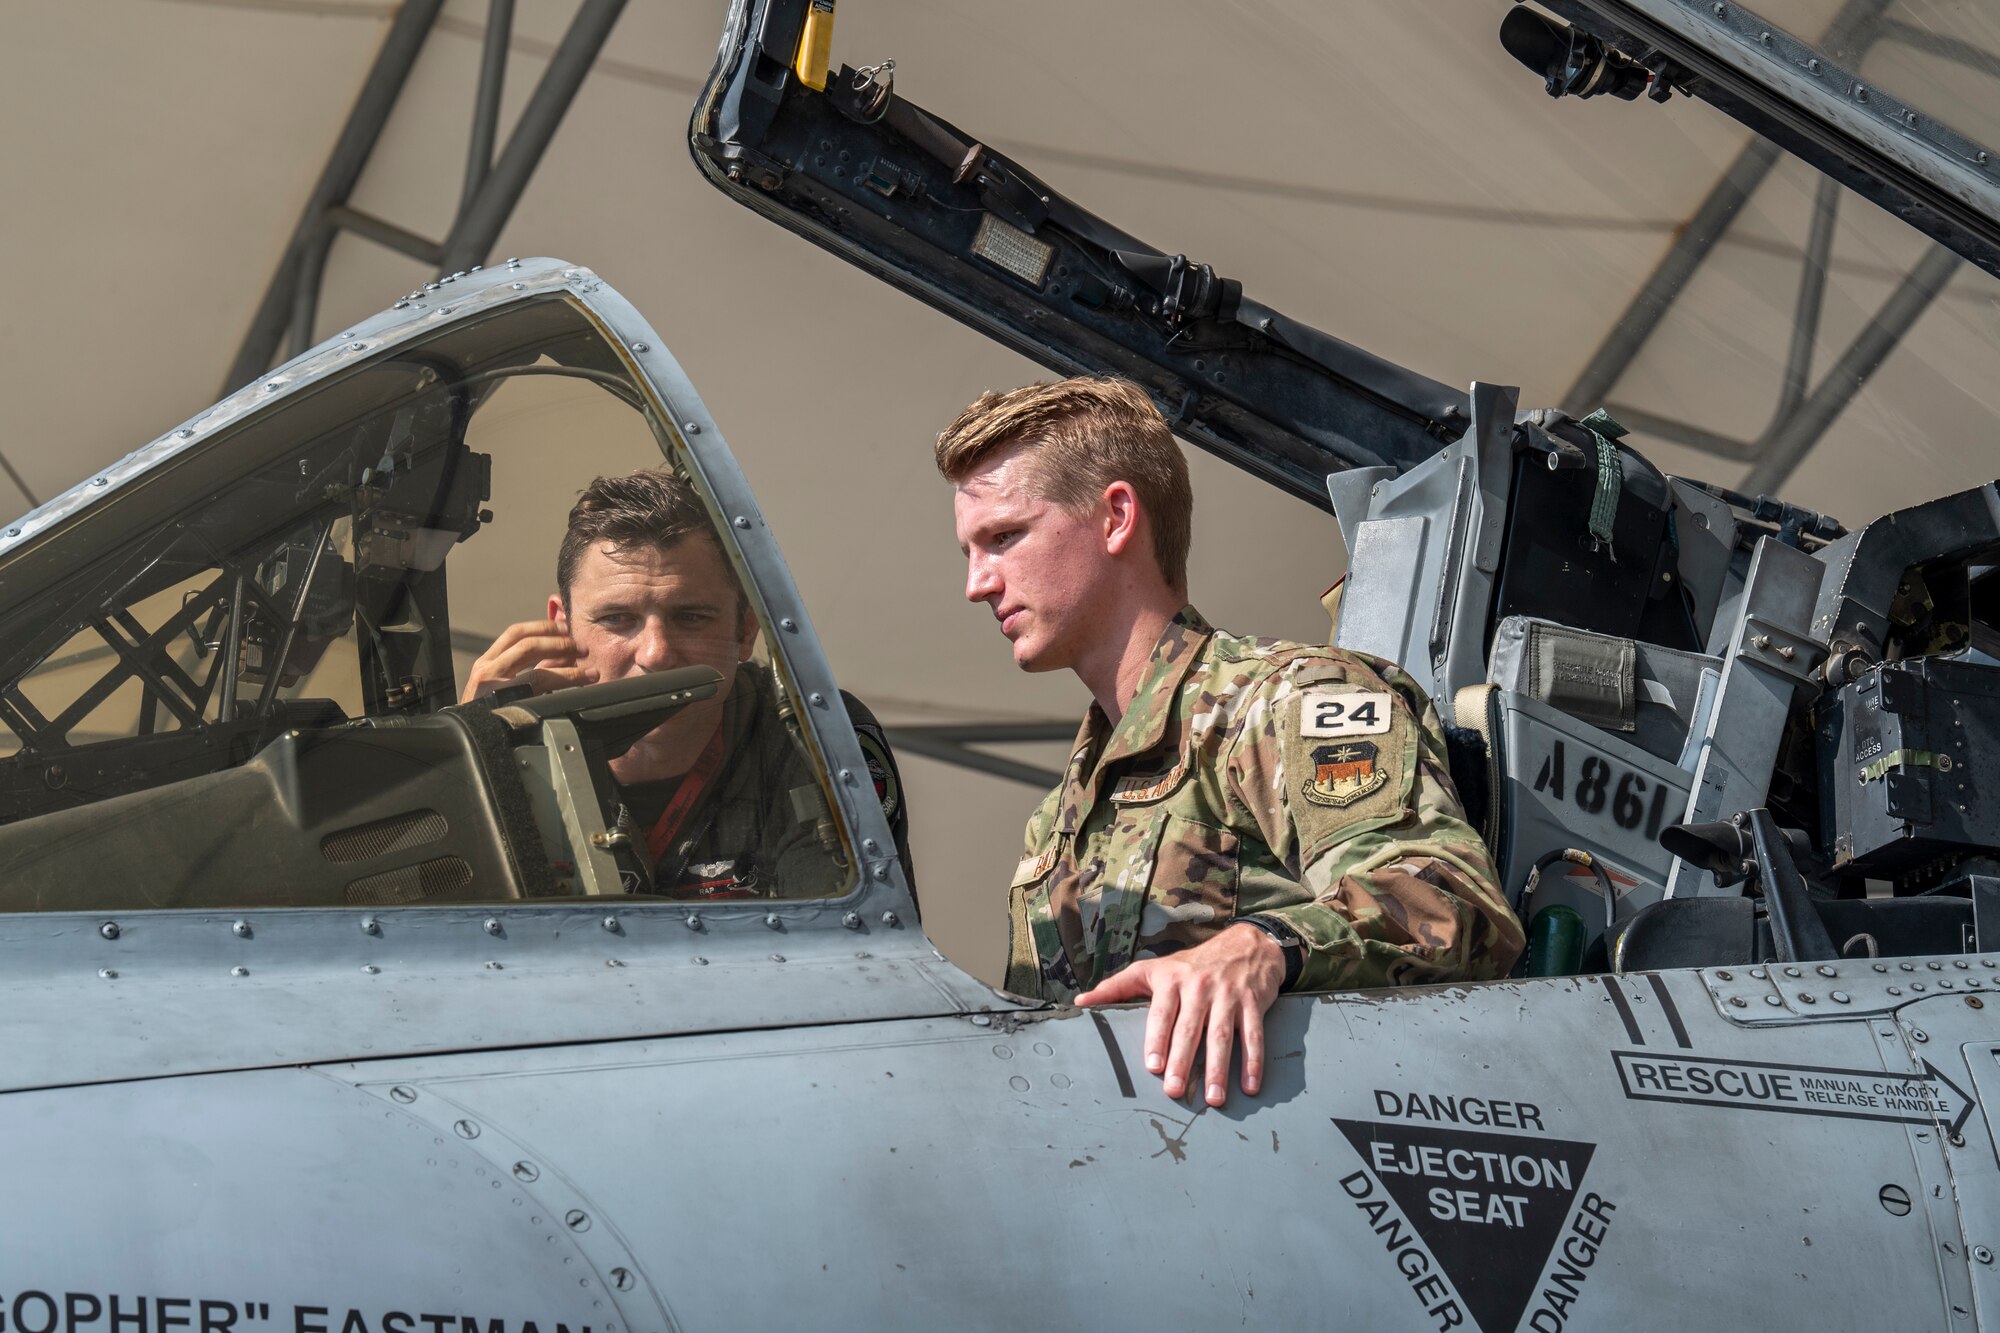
[[645, 724, 728, 862]]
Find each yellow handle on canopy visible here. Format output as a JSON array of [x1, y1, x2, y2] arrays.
[[795, 0, 836, 91]]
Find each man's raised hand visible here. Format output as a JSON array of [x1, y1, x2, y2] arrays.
[[459, 619, 598, 703]]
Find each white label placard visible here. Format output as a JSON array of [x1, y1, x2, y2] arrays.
[[1301, 690, 1392, 737]]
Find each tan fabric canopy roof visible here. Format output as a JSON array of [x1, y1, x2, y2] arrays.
[[5, 0, 1997, 976]]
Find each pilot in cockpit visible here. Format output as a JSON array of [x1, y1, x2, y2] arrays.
[[461, 468, 909, 898]]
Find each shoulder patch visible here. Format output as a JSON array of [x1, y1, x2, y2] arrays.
[[854, 727, 901, 822], [1302, 741, 1389, 807], [1281, 686, 1416, 851], [1301, 689, 1393, 737]]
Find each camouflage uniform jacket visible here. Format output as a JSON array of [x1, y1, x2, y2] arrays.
[[1005, 606, 1522, 1000]]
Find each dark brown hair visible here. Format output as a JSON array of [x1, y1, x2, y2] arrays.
[[934, 376, 1192, 592], [555, 469, 741, 610]]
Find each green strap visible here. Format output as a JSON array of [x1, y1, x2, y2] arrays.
[[1005, 880, 1044, 997], [1860, 749, 1940, 784], [1578, 408, 1627, 557]]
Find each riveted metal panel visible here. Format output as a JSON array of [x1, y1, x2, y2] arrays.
[[0, 261, 989, 1093], [1702, 954, 2000, 1024], [2, 963, 1985, 1326]]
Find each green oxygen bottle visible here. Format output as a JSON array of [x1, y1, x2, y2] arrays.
[[1524, 903, 1587, 977]]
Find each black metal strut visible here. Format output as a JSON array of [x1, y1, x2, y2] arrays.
[[690, 2, 1473, 506]]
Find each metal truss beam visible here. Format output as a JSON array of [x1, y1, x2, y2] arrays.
[[436, 0, 623, 274], [1560, 0, 1897, 418], [884, 721, 1074, 789], [1741, 242, 1962, 493], [222, 0, 444, 396], [1878, 19, 2000, 82], [1774, 173, 1841, 423], [223, 0, 625, 397], [1552, 0, 1986, 491], [1603, 236, 1961, 492], [1562, 137, 1786, 417], [454, 632, 1075, 791]]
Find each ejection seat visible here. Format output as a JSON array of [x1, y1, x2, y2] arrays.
[[1445, 615, 1981, 973], [1445, 615, 1728, 962]]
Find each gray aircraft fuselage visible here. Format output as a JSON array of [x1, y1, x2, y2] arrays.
[[0, 258, 1992, 1333], [9, 0, 2000, 1321]]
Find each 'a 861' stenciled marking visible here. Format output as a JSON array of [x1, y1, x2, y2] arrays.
[[1532, 739, 1674, 840], [1302, 690, 1392, 737]]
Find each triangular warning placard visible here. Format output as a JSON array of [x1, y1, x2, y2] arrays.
[[1335, 1118, 1596, 1333]]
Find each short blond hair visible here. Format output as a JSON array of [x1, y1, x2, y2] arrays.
[[934, 377, 1192, 592]]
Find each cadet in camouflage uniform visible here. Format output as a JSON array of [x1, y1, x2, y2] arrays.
[[463, 469, 911, 897], [941, 377, 1521, 1107], [1009, 607, 1516, 996]]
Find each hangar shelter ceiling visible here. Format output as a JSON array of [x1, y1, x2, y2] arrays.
[[3, 0, 1996, 977]]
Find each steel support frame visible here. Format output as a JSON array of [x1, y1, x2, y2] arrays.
[[1664, 536, 1827, 897], [442, 644, 1076, 789], [1559, 0, 1974, 493], [222, 0, 626, 397], [883, 721, 1074, 789]]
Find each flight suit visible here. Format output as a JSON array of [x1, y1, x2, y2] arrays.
[[1005, 606, 1522, 1000], [615, 663, 912, 899]]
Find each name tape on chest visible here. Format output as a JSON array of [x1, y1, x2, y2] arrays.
[[1012, 846, 1059, 886], [1301, 689, 1393, 737], [1110, 762, 1185, 804]]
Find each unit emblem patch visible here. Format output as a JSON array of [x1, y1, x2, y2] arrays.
[[1304, 741, 1388, 808], [855, 725, 901, 822]]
